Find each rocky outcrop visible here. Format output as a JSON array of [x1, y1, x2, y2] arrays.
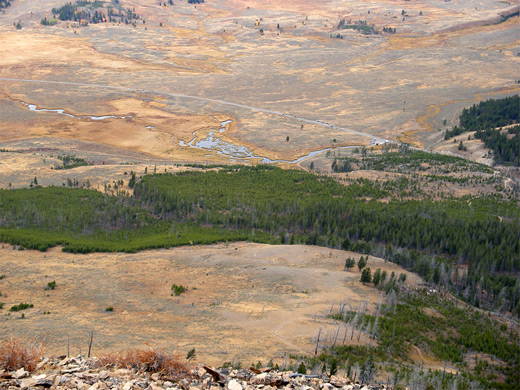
[[0, 356, 391, 390]]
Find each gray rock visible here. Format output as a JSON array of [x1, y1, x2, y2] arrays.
[[12, 368, 29, 379], [20, 377, 38, 389], [228, 379, 242, 390], [88, 382, 109, 390], [146, 383, 163, 390], [321, 384, 335, 390]]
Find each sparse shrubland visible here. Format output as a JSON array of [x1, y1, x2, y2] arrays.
[[329, 149, 501, 199], [318, 288, 520, 389]]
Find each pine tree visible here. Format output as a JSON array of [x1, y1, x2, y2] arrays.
[[358, 256, 367, 271], [373, 268, 381, 286], [361, 268, 372, 284]]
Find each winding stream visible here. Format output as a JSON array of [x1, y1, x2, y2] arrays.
[[13, 94, 372, 165], [19, 101, 133, 121], [181, 118, 362, 164]]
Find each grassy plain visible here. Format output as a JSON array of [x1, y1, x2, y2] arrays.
[[0, 0, 518, 168]]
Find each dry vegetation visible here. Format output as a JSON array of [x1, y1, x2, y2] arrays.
[[0, 337, 45, 372], [0, 0, 518, 167], [0, 244, 419, 367], [97, 347, 192, 380]]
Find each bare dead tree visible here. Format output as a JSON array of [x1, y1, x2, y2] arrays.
[[343, 358, 349, 379], [342, 323, 349, 345], [328, 299, 335, 315], [372, 316, 379, 341], [314, 327, 322, 355], [331, 325, 341, 348], [364, 322, 372, 347], [352, 363, 360, 382], [375, 294, 383, 317], [357, 322, 363, 342], [350, 313, 358, 340], [87, 330, 94, 358]]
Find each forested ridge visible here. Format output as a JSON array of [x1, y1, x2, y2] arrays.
[[444, 95, 519, 139], [443, 95, 520, 165], [474, 124, 520, 166], [0, 166, 519, 317]]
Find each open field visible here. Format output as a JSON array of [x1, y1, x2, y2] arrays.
[[0, 243, 420, 367], [0, 136, 210, 190], [0, 0, 519, 167]]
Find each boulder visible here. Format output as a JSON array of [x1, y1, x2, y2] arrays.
[[12, 368, 29, 379], [228, 379, 243, 390]]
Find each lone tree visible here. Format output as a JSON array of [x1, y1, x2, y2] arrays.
[[360, 268, 372, 284]]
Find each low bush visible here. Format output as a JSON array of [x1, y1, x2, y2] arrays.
[[10, 303, 33, 312], [45, 280, 56, 290], [171, 284, 186, 296], [97, 346, 191, 379], [0, 337, 44, 371]]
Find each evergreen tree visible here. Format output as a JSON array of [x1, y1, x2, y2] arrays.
[[373, 268, 381, 286], [361, 268, 372, 284], [358, 256, 367, 271], [345, 257, 356, 271]]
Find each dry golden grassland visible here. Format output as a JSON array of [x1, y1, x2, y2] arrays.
[[0, 244, 419, 366]]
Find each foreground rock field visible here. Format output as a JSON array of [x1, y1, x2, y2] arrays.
[[1, 355, 387, 390]]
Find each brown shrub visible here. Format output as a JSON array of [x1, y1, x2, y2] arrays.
[[98, 346, 192, 380], [0, 337, 44, 372]]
